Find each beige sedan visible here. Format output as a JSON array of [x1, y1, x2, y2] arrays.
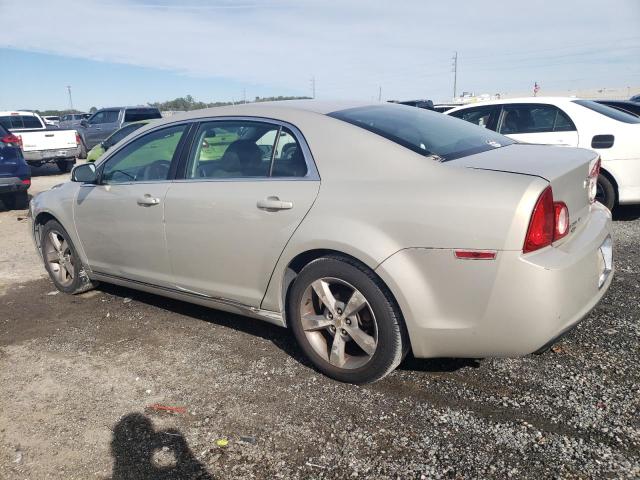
[[29, 101, 613, 383]]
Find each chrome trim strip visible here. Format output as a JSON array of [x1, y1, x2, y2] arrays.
[[91, 271, 285, 327]]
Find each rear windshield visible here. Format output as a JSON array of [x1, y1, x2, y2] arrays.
[[573, 100, 640, 124], [328, 105, 514, 161], [124, 108, 162, 123]]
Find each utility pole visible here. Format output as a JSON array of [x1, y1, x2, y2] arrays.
[[243, 88, 246, 104], [66, 85, 73, 110], [310, 76, 316, 99], [451, 52, 458, 101], [378, 86, 382, 101]]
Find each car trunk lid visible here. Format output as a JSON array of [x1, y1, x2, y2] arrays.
[[447, 144, 598, 239]]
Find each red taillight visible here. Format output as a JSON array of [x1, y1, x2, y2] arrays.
[[523, 186, 571, 253], [1, 133, 22, 149], [524, 187, 555, 253], [21, 178, 31, 186], [75, 132, 81, 145], [588, 158, 601, 204]]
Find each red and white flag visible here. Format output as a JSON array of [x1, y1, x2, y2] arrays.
[[533, 82, 540, 96]]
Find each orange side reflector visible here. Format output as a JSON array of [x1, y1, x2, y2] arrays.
[[454, 250, 497, 260]]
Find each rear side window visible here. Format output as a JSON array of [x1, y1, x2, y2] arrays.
[[185, 121, 277, 179], [22, 115, 43, 128], [329, 105, 514, 161], [573, 100, 640, 124], [124, 108, 162, 123], [498, 104, 576, 134]]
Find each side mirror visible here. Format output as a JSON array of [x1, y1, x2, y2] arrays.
[[71, 163, 97, 183], [80, 119, 89, 127]]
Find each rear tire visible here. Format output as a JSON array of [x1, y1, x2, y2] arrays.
[[79, 140, 87, 159], [288, 255, 408, 384], [1, 191, 29, 210], [596, 174, 616, 210], [41, 219, 97, 294], [56, 159, 74, 173]]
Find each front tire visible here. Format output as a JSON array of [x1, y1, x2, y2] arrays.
[[41, 220, 97, 294], [596, 174, 616, 210], [288, 255, 408, 384]]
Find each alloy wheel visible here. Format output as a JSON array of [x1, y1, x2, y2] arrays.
[[44, 230, 75, 288], [299, 277, 378, 369]]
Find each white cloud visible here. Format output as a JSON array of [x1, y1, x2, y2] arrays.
[[1, 0, 639, 101]]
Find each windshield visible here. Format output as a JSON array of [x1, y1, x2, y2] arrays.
[[573, 100, 640, 124], [328, 105, 514, 161]]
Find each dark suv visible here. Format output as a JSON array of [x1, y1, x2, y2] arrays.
[[0, 124, 31, 210]]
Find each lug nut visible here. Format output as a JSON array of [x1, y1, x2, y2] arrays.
[[328, 313, 333, 319], [341, 329, 347, 335], [337, 308, 343, 315], [345, 319, 351, 325], [330, 326, 336, 331]]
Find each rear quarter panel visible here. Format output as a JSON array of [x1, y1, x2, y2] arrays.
[[261, 116, 547, 313]]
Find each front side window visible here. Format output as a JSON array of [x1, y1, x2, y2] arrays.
[[330, 105, 514, 161], [101, 124, 187, 184], [449, 105, 498, 129], [185, 121, 307, 179], [0, 116, 23, 129], [90, 110, 119, 125], [104, 123, 145, 148]]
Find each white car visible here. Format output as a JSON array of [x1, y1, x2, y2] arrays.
[[446, 97, 640, 209]]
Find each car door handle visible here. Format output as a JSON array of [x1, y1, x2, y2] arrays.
[[257, 196, 293, 211], [137, 194, 161, 206]]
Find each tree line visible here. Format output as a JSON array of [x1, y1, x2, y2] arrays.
[[31, 95, 310, 117]]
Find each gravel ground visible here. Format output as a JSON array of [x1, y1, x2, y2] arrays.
[[0, 169, 638, 479]]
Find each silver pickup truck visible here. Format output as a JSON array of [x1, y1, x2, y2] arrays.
[[0, 111, 80, 172]]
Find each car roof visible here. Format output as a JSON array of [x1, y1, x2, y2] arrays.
[[445, 97, 586, 114], [139, 100, 380, 124], [0, 110, 39, 116]]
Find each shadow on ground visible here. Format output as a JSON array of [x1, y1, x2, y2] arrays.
[[110, 413, 213, 480], [612, 204, 640, 221], [96, 283, 477, 376]]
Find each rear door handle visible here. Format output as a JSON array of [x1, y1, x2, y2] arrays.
[[137, 194, 161, 206], [257, 196, 293, 211]]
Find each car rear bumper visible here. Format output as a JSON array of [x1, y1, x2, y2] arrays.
[[0, 176, 29, 194], [24, 147, 80, 162], [375, 202, 614, 358]]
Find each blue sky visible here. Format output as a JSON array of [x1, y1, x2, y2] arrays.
[[1, 0, 639, 111]]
